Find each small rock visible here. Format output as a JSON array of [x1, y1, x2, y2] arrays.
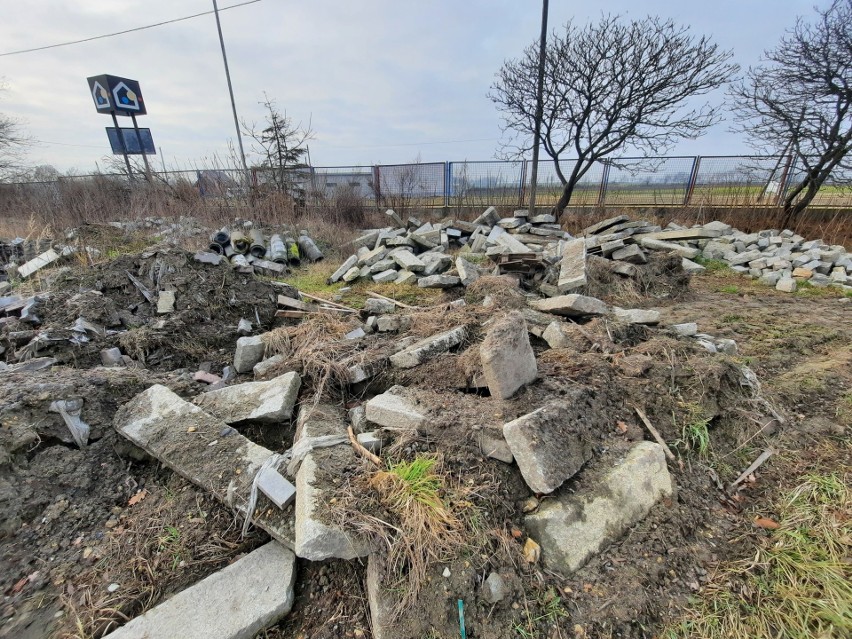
[[482, 572, 507, 603], [237, 319, 252, 335], [523, 538, 540, 564]]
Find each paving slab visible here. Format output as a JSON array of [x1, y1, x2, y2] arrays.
[[530, 294, 608, 317], [102, 542, 296, 639], [114, 385, 295, 547], [480, 311, 537, 399], [365, 386, 427, 430], [557, 239, 587, 292], [389, 326, 467, 368]]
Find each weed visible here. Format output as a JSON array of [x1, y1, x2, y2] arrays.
[[666, 467, 852, 639], [720, 313, 745, 324], [836, 391, 852, 425], [512, 588, 569, 638], [694, 257, 731, 273], [673, 404, 713, 458], [719, 284, 740, 294]]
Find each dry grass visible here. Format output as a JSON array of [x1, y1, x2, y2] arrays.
[[666, 442, 852, 639], [57, 476, 262, 639]]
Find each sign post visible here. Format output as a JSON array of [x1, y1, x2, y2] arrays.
[[86, 74, 153, 182]]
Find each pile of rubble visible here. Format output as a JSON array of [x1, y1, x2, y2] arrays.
[[328, 208, 852, 296]]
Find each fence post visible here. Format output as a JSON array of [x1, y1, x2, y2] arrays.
[[372, 165, 382, 209], [444, 162, 451, 208], [684, 156, 701, 206], [596, 159, 611, 206], [519, 159, 528, 208]]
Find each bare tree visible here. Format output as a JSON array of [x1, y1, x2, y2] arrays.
[[489, 15, 737, 217], [730, 0, 852, 225], [242, 94, 313, 201], [0, 83, 28, 180]]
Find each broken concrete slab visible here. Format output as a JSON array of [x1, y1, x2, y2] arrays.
[[472, 206, 500, 227], [525, 442, 673, 573], [639, 237, 701, 259], [194, 372, 301, 424], [102, 541, 296, 639], [612, 307, 661, 325], [234, 335, 266, 373], [681, 258, 707, 274], [389, 326, 467, 368], [364, 298, 396, 314], [392, 250, 425, 273], [480, 311, 537, 399], [114, 385, 295, 547], [636, 228, 722, 241], [530, 294, 609, 317], [418, 274, 461, 288], [329, 255, 358, 283], [611, 244, 648, 264], [294, 404, 371, 560], [502, 399, 595, 494], [456, 256, 480, 286], [157, 290, 176, 314], [253, 354, 286, 379], [670, 322, 698, 337], [365, 386, 427, 430], [372, 269, 399, 283], [17, 248, 63, 279], [557, 239, 587, 293], [582, 215, 630, 236], [100, 347, 124, 367], [478, 427, 513, 463]]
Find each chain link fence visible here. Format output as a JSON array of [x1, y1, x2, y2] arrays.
[[3, 155, 851, 210]]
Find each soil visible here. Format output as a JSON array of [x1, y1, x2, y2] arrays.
[[0, 248, 849, 639]]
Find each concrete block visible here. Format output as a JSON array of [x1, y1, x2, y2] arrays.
[[776, 277, 797, 293], [364, 298, 396, 314], [157, 290, 176, 314], [369, 258, 396, 274], [114, 385, 295, 547], [611, 244, 648, 264], [582, 215, 630, 236], [390, 326, 467, 368], [530, 294, 608, 317], [100, 347, 124, 367], [557, 239, 587, 292], [342, 266, 361, 283], [480, 311, 537, 399], [392, 250, 425, 273], [670, 322, 698, 337], [257, 467, 297, 508], [759, 271, 782, 287], [612, 307, 661, 325], [525, 442, 672, 574], [420, 252, 453, 276], [294, 404, 371, 560], [726, 249, 763, 266], [637, 228, 721, 241], [253, 354, 286, 379], [102, 542, 296, 639], [792, 267, 813, 279], [456, 256, 480, 286], [234, 335, 266, 373], [365, 387, 426, 430], [478, 427, 513, 463], [372, 269, 399, 283], [503, 398, 595, 494], [639, 237, 701, 259], [358, 246, 389, 267], [394, 270, 418, 285], [330, 255, 358, 283], [194, 372, 301, 424], [681, 258, 706, 274], [417, 274, 461, 288], [472, 206, 500, 227]]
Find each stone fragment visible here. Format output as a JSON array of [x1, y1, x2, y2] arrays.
[[727, 249, 763, 266], [234, 335, 266, 373], [342, 266, 361, 283], [394, 270, 418, 285], [530, 294, 608, 317], [372, 269, 399, 283], [417, 274, 461, 288], [365, 387, 427, 430], [638, 237, 701, 258], [256, 468, 297, 509], [101, 542, 296, 639], [392, 250, 425, 272], [637, 228, 722, 241], [389, 326, 467, 368], [385, 208, 404, 227], [670, 322, 698, 337], [715, 338, 738, 355], [253, 354, 286, 379], [478, 427, 513, 463], [482, 572, 507, 604], [557, 239, 587, 292], [776, 278, 797, 293], [792, 267, 813, 279], [236, 318, 253, 335], [195, 372, 301, 424], [503, 399, 595, 494], [356, 431, 383, 453], [294, 404, 370, 560], [480, 311, 537, 399], [329, 255, 358, 283], [760, 271, 782, 286], [611, 245, 647, 264], [681, 258, 706, 274], [194, 251, 224, 266], [157, 290, 176, 314], [364, 298, 396, 314], [541, 321, 577, 349], [472, 206, 500, 227], [582, 215, 630, 236], [456, 256, 480, 286], [114, 385, 295, 547], [525, 442, 673, 574], [420, 252, 454, 276], [194, 371, 222, 385], [100, 347, 124, 367], [612, 307, 661, 325]]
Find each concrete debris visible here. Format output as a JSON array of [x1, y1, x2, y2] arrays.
[[365, 386, 427, 430], [234, 335, 266, 373], [156, 290, 176, 314], [194, 372, 301, 424], [557, 239, 587, 292], [389, 326, 467, 369], [525, 442, 673, 573], [482, 572, 508, 604], [102, 542, 296, 639], [530, 294, 609, 317], [100, 347, 124, 367], [503, 399, 594, 494], [480, 311, 537, 399], [477, 427, 514, 463], [612, 307, 661, 325], [253, 353, 286, 379]]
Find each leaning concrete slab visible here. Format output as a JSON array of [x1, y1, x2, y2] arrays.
[[389, 326, 467, 368], [557, 239, 587, 292], [234, 335, 265, 373], [103, 542, 296, 639], [502, 399, 594, 494], [194, 372, 301, 424], [114, 385, 295, 547], [480, 311, 537, 399], [294, 404, 371, 560], [525, 442, 672, 574]]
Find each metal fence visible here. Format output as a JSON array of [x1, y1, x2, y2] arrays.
[[4, 155, 851, 209]]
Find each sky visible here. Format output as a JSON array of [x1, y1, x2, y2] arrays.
[[0, 0, 823, 175]]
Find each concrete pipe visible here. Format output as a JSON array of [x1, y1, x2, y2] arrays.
[[297, 233, 324, 263], [284, 236, 301, 266], [249, 229, 266, 258], [269, 234, 288, 264], [231, 231, 250, 254]]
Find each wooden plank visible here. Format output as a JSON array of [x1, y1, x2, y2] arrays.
[[277, 295, 315, 312], [275, 310, 310, 319]]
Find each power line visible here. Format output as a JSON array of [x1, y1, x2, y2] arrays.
[[0, 0, 262, 58], [322, 137, 498, 149], [32, 139, 105, 149]]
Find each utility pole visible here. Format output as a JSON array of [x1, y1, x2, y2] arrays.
[[527, 0, 548, 216], [212, 0, 249, 183]]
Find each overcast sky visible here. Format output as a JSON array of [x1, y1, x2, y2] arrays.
[[0, 0, 822, 175]]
